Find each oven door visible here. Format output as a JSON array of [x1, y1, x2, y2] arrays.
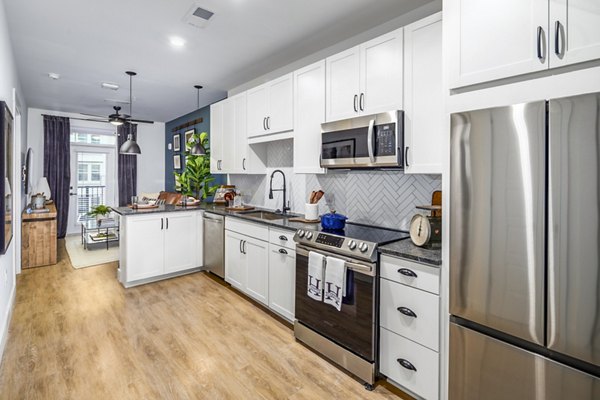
[[320, 110, 403, 168], [294, 245, 377, 361]]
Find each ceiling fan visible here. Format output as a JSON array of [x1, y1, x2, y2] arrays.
[[77, 71, 154, 125]]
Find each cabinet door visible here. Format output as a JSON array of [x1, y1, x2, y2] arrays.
[[293, 60, 326, 174], [125, 215, 164, 282], [268, 244, 296, 322], [164, 213, 198, 274], [246, 84, 269, 138], [447, 0, 549, 88], [550, 0, 600, 67], [220, 98, 235, 173], [225, 230, 245, 291], [244, 236, 269, 306], [267, 73, 293, 133], [326, 46, 360, 122], [233, 93, 248, 172], [209, 101, 224, 173], [404, 13, 443, 174], [360, 28, 403, 115]]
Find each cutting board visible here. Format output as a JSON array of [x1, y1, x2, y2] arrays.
[[225, 206, 255, 212], [288, 217, 320, 223]]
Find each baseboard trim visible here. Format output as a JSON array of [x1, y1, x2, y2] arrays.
[[0, 283, 16, 365]]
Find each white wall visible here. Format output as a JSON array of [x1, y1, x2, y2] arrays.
[[136, 121, 165, 194], [27, 108, 165, 200], [0, 0, 26, 365]]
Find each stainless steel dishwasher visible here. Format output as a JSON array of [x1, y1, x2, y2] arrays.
[[203, 212, 224, 278]]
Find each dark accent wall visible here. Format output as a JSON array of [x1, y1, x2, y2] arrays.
[[164, 105, 226, 193]]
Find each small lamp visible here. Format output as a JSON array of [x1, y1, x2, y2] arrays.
[[36, 177, 51, 199]]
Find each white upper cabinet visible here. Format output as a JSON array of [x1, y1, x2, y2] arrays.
[[293, 60, 326, 174], [247, 73, 293, 138], [360, 30, 404, 115], [404, 13, 443, 174], [326, 29, 403, 122], [447, 0, 549, 88], [209, 101, 224, 174], [210, 94, 266, 174], [549, 0, 600, 67], [326, 47, 361, 122], [448, 0, 600, 88]]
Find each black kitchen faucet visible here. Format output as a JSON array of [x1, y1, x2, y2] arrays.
[[269, 169, 290, 215]]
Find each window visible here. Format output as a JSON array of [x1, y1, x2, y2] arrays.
[[70, 129, 116, 145]]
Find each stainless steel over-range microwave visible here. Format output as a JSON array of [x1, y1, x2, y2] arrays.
[[320, 110, 404, 169]]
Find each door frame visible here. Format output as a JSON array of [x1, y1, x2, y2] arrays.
[[67, 143, 118, 235]]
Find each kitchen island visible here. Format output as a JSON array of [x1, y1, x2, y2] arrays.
[[113, 205, 205, 288]]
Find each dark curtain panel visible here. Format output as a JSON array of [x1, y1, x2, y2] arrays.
[[117, 123, 137, 206], [43, 115, 70, 238]]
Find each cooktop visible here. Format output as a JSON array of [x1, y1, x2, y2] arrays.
[[293, 222, 410, 262]]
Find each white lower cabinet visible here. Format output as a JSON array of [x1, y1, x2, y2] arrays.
[[244, 237, 269, 305], [268, 244, 296, 322], [379, 255, 440, 400], [225, 219, 269, 306], [380, 327, 439, 400], [120, 211, 201, 287], [225, 218, 296, 320]]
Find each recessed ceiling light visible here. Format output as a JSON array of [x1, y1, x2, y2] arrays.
[[101, 82, 119, 90], [48, 72, 60, 80], [169, 36, 186, 48]]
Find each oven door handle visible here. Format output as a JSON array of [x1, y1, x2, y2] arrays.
[[296, 245, 375, 276], [367, 118, 375, 163]]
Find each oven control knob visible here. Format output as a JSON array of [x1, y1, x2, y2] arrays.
[[348, 240, 357, 250], [359, 242, 369, 252], [297, 230, 305, 238], [305, 231, 314, 240]]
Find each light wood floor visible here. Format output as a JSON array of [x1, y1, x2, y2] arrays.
[[0, 241, 411, 400]]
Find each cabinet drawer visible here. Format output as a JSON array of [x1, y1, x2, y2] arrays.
[[380, 327, 439, 400], [380, 278, 439, 351], [380, 255, 439, 294], [225, 217, 269, 241], [269, 228, 296, 250]]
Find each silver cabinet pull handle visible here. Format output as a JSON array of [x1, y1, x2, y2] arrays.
[[397, 306, 417, 318], [239, 239, 243, 254], [536, 26, 545, 61], [359, 93, 365, 111], [554, 20, 564, 56], [242, 158, 246, 170], [267, 116, 271, 130], [161, 218, 163, 230], [279, 235, 288, 241], [405, 147, 410, 167], [166, 218, 168, 230], [397, 358, 417, 372], [263, 117, 267, 130], [353, 94, 358, 112], [278, 248, 288, 255], [398, 268, 417, 278]]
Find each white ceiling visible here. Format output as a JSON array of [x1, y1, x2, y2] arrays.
[[4, 0, 431, 122]]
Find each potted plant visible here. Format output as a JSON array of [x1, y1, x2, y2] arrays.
[[174, 131, 218, 201], [87, 204, 112, 223]]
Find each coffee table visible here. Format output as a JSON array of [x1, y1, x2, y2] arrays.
[[81, 218, 119, 250]]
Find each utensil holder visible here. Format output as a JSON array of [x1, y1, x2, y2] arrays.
[[305, 203, 319, 221]]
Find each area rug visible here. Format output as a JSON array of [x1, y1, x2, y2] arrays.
[[65, 234, 119, 269]]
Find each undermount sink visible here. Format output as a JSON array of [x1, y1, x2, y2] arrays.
[[240, 211, 298, 221]]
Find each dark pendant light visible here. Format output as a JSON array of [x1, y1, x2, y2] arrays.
[[119, 71, 141, 155], [190, 85, 207, 156]]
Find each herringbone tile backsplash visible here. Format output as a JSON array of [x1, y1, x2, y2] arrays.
[[229, 141, 441, 231]]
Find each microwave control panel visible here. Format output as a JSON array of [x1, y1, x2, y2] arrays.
[[375, 123, 396, 156]]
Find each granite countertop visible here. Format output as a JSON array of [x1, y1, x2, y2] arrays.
[[378, 239, 442, 267], [113, 203, 317, 232]]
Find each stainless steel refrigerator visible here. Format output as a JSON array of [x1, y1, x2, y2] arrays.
[[450, 93, 600, 400]]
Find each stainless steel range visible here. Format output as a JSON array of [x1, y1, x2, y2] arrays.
[[293, 223, 409, 390]]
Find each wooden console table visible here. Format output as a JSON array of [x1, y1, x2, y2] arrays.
[[22, 204, 57, 269]]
